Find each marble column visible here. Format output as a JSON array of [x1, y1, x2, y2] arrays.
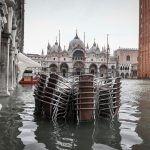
[[0, 1, 9, 96], [0, 33, 11, 96], [8, 13, 16, 91], [11, 22, 17, 87], [6, 0, 16, 91], [8, 47, 14, 91]]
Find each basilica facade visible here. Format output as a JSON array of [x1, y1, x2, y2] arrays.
[[38, 33, 117, 77]]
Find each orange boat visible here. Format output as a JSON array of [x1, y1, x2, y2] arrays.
[[19, 69, 38, 84]]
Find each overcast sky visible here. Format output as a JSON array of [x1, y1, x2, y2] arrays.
[[24, 0, 139, 55]]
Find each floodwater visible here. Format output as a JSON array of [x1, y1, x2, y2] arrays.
[[0, 80, 150, 150]]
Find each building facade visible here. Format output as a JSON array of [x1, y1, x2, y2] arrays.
[[25, 53, 42, 74], [138, 0, 150, 78], [27, 35, 139, 79], [114, 48, 138, 78], [0, 0, 24, 96], [27, 33, 117, 77]]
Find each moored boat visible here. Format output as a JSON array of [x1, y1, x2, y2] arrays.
[[19, 69, 38, 84]]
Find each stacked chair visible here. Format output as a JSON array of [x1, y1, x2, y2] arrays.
[[97, 77, 121, 119], [34, 73, 72, 122], [34, 73, 121, 122], [34, 74, 47, 115], [73, 74, 97, 122]]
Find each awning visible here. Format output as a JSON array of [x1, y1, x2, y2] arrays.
[[17, 52, 41, 81]]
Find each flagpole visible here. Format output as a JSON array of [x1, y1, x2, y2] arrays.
[[58, 30, 60, 74], [107, 34, 109, 76], [84, 32, 85, 49]]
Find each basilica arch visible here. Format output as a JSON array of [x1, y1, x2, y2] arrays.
[[99, 64, 107, 77], [89, 63, 98, 75], [120, 72, 125, 78], [49, 64, 57, 72], [73, 61, 85, 75], [72, 50, 85, 61], [60, 63, 69, 77]]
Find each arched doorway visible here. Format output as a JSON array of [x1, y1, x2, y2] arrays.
[[49, 64, 57, 72], [111, 65, 115, 70], [133, 70, 137, 77], [125, 73, 129, 78], [99, 64, 107, 77], [60, 63, 69, 77], [89, 63, 97, 75], [120, 72, 124, 78], [73, 61, 85, 75]]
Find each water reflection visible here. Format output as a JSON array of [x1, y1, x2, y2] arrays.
[[0, 87, 24, 150], [17, 85, 47, 150], [119, 80, 143, 150], [34, 117, 121, 150], [34, 118, 79, 150], [132, 80, 150, 150], [93, 119, 121, 150], [0, 80, 150, 150]]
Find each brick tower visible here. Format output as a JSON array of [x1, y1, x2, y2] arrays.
[[138, 0, 150, 78]]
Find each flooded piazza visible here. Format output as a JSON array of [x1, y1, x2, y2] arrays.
[[0, 79, 150, 150]]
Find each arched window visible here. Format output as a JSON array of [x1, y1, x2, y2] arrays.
[[126, 55, 130, 61], [120, 73, 124, 78], [73, 50, 84, 60], [89, 63, 97, 75], [111, 65, 115, 69], [120, 66, 122, 70]]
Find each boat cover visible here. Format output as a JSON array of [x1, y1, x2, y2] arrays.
[[17, 52, 41, 81]]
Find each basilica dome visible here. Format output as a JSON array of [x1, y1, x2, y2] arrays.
[[88, 42, 100, 54], [68, 34, 85, 51]]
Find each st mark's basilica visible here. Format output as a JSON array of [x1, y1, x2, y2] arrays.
[[28, 33, 117, 77]]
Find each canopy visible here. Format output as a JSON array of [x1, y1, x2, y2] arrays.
[[17, 52, 41, 81]]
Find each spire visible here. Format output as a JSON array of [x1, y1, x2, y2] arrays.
[[107, 34, 110, 53], [97, 44, 99, 48], [47, 42, 51, 49], [84, 32, 85, 49], [41, 49, 44, 56], [74, 29, 79, 39], [93, 38, 96, 46], [55, 36, 58, 45], [106, 34, 109, 74], [96, 44, 100, 51], [59, 30, 60, 47], [47, 42, 51, 55]]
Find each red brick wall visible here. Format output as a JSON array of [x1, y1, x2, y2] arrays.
[[138, 0, 150, 78]]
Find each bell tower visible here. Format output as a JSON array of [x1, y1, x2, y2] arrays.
[[138, 0, 150, 78]]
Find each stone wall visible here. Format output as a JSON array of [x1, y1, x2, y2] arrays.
[[0, 0, 24, 96]]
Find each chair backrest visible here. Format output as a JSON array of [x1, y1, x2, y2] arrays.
[[77, 74, 96, 121]]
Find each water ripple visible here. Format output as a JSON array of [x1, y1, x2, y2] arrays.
[[1, 81, 150, 150]]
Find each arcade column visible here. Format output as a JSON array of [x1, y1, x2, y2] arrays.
[[0, 32, 11, 96]]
